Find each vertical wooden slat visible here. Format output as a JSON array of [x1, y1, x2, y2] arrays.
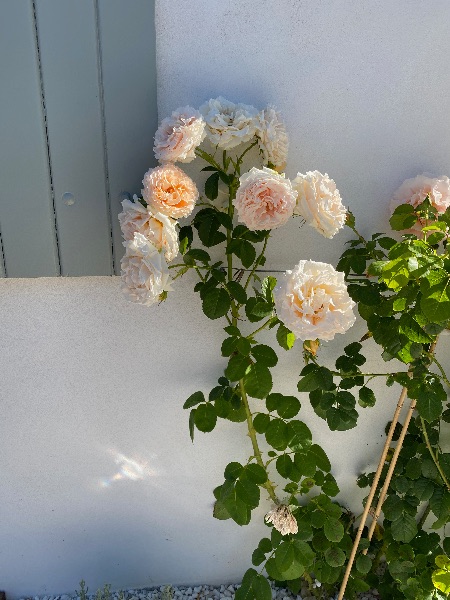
[[35, 0, 113, 276], [0, 0, 59, 277], [98, 0, 158, 273]]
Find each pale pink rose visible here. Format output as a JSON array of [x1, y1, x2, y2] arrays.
[[154, 106, 206, 163], [234, 167, 297, 231], [293, 171, 346, 239], [121, 233, 173, 307], [274, 260, 355, 341], [265, 505, 298, 536], [390, 174, 450, 232], [118, 197, 179, 262], [142, 164, 198, 219], [256, 106, 289, 170], [199, 97, 259, 150]]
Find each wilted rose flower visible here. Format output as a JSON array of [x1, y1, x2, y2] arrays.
[[256, 106, 289, 170], [274, 260, 355, 341], [121, 233, 173, 306], [118, 197, 179, 262], [390, 174, 450, 232], [293, 171, 346, 239], [234, 167, 297, 231], [142, 163, 198, 219], [265, 505, 298, 536], [154, 106, 206, 163], [199, 96, 259, 150]]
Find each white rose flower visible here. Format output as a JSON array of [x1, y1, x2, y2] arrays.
[[121, 233, 173, 307], [199, 96, 259, 150], [234, 167, 297, 231], [265, 505, 298, 536], [274, 260, 355, 341], [256, 106, 289, 170], [154, 106, 206, 163], [118, 197, 179, 262], [292, 171, 346, 239]]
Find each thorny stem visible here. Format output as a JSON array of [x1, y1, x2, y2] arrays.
[[420, 417, 450, 490], [239, 379, 278, 504]]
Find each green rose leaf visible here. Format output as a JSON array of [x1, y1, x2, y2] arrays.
[[421, 270, 450, 322], [225, 354, 251, 381], [276, 454, 293, 478], [245, 463, 268, 484], [253, 413, 271, 433], [205, 172, 220, 200], [356, 554, 372, 575], [391, 513, 418, 543], [266, 393, 301, 419], [324, 518, 344, 542], [276, 324, 296, 350], [224, 462, 244, 480], [194, 403, 217, 432], [202, 287, 231, 319], [287, 421, 312, 451], [275, 541, 295, 572], [227, 281, 248, 304], [235, 479, 260, 508], [265, 418, 290, 451], [324, 546, 346, 567], [244, 363, 273, 398], [235, 569, 271, 600], [251, 344, 278, 367], [358, 386, 376, 408], [183, 390, 205, 409]]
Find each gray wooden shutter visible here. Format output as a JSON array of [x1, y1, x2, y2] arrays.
[[0, 0, 157, 277]]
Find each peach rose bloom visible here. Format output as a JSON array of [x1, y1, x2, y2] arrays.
[[142, 164, 198, 219], [153, 106, 206, 164], [390, 174, 450, 232], [118, 197, 179, 262], [234, 167, 297, 231], [274, 260, 355, 341], [293, 171, 346, 239]]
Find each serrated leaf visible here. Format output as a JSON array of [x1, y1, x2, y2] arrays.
[[275, 541, 295, 572], [205, 172, 220, 200], [225, 354, 251, 381], [202, 287, 231, 320], [265, 418, 289, 451], [356, 554, 372, 575], [236, 479, 260, 508], [224, 462, 244, 480], [245, 463, 267, 484], [253, 413, 270, 433], [235, 569, 271, 600], [194, 403, 217, 432], [266, 393, 301, 419], [324, 546, 346, 567], [244, 363, 273, 398], [276, 454, 293, 478], [251, 344, 278, 367], [227, 281, 247, 304], [391, 513, 418, 542], [276, 324, 296, 350], [324, 518, 344, 542]]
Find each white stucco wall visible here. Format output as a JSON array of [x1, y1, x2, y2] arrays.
[[2, 1, 450, 597]]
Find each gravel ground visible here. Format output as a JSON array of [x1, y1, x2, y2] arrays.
[[19, 582, 380, 600]]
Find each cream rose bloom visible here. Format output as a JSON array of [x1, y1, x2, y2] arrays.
[[118, 197, 179, 262], [199, 96, 259, 150], [274, 260, 355, 341], [256, 106, 289, 170], [234, 167, 297, 231], [142, 163, 198, 219], [153, 106, 206, 163], [390, 174, 450, 232], [293, 171, 346, 239], [265, 505, 298, 536], [121, 233, 173, 306]]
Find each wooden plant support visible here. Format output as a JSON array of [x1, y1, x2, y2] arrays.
[[337, 386, 408, 600]]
